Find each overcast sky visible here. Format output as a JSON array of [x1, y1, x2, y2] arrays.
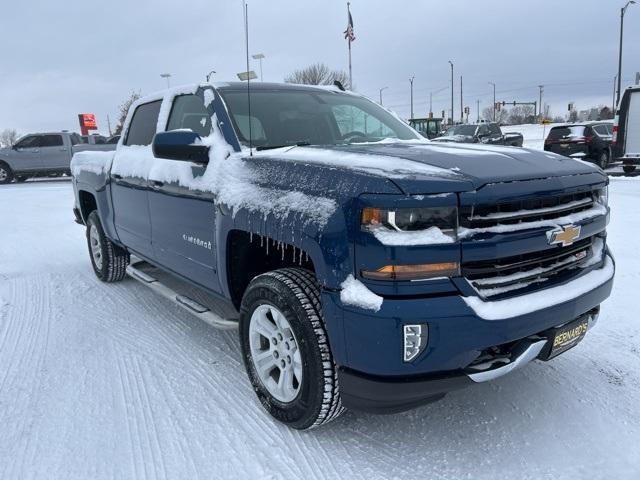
[[2, 0, 639, 135]]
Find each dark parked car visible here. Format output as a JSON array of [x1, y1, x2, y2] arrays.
[[544, 123, 613, 169], [433, 122, 523, 146]]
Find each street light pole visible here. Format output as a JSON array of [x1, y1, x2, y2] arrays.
[[160, 73, 171, 88], [448, 61, 454, 124], [617, 1, 635, 108], [379, 86, 388, 105], [613, 75, 618, 112], [488, 82, 496, 122], [409, 76, 415, 119], [460, 75, 463, 123], [252, 53, 265, 81], [538, 85, 544, 121]]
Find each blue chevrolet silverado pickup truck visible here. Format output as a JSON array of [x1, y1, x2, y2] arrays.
[[71, 82, 614, 429]]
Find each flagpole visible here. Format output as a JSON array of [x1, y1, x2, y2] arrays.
[[347, 2, 352, 89]]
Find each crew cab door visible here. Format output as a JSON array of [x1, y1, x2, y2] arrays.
[[7, 135, 43, 172], [38, 134, 70, 171], [147, 92, 220, 292], [110, 100, 161, 258]]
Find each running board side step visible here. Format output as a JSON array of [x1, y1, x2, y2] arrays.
[[126, 262, 238, 330]]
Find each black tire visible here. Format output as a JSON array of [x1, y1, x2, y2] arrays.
[[623, 165, 637, 174], [0, 162, 14, 184], [15, 175, 28, 183], [239, 268, 344, 429], [596, 149, 610, 169], [86, 211, 129, 282]]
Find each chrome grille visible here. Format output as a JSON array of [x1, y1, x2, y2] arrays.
[[460, 191, 596, 229], [462, 237, 596, 299]]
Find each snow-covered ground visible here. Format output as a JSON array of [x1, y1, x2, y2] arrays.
[[1, 179, 639, 479], [502, 122, 564, 151]]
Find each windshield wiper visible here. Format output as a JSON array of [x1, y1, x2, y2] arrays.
[[256, 142, 311, 151]]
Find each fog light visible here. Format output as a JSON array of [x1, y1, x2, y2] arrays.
[[403, 324, 428, 362]]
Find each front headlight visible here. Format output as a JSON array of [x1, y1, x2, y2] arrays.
[[595, 186, 608, 208], [361, 206, 458, 239]]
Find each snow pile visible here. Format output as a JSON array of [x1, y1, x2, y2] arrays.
[[463, 255, 614, 320], [274, 146, 459, 179], [502, 123, 565, 150], [370, 226, 454, 246], [70, 150, 115, 176], [340, 275, 383, 312]]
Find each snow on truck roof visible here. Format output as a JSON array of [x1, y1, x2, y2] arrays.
[[133, 81, 349, 106]]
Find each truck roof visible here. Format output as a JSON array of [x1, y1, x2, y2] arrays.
[[132, 82, 350, 107]]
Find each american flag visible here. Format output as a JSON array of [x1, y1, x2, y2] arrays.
[[344, 10, 355, 42]]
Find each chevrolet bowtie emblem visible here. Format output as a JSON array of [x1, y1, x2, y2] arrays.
[[548, 224, 581, 247]]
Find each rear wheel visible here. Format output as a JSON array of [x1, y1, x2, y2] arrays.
[[86, 211, 129, 282], [0, 162, 13, 184], [596, 150, 610, 169], [239, 268, 344, 429]]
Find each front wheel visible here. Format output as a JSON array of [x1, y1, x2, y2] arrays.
[[0, 162, 13, 184], [86, 211, 130, 282], [239, 268, 344, 429], [623, 165, 637, 174]]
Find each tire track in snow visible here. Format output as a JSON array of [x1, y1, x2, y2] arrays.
[[0, 275, 52, 480]]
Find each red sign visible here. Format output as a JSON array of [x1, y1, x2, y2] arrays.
[[78, 113, 97, 135]]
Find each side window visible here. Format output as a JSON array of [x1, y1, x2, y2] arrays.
[[488, 123, 501, 135], [332, 105, 396, 138], [166, 94, 212, 137], [14, 136, 38, 149], [69, 133, 81, 146], [40, 135, 63, 147], [124, 100, 162, 146]]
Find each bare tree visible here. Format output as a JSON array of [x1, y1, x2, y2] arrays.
[[0, 128, 19, 148], [599, 106, 614, 120], [285, 63, 351, 89], [114, 91, 142, 135], [508, 105, 536, 125], [481, 106, 508, 124]]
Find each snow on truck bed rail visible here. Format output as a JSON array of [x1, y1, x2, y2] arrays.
[[70, 150, 115, 176]]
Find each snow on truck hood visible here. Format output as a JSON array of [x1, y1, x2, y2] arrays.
[[266, 142, 603, 192]]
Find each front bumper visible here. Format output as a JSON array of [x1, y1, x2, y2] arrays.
[[323, 253, 614, 413]]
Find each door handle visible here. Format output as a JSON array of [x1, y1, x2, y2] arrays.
[[59, 148, 67, 151]]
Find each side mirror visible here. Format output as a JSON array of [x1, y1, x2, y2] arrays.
[[152, 130, 210, 164]]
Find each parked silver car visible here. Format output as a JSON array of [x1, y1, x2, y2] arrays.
[[0, 132, 117, 184]]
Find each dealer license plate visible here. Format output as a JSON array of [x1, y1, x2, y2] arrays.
[[546, 317, 589, 359]]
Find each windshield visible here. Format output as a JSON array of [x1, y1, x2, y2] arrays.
[[218, 88, 420, 149], [443, 125, 477, 136]]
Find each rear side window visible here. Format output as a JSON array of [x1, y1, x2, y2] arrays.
[[548, 126, 586, 140], [488, 123, 500, 135], [166, 94, 212, 137], [125, 100, 162, 146], [592, 125, 611, 137], [39, 135, 63, 147]]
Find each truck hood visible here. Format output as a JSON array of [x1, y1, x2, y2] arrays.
[[431, 135, 475, 143], [269, 142, 603, 194]]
